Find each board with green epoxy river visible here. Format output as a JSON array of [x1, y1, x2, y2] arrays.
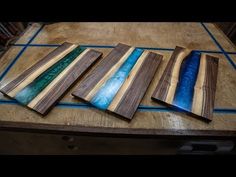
[[72, 43, 163, 120], [0, 42, 102, 115]]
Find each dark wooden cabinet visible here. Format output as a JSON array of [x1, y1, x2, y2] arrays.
[[0, 130, 235, 154], [215, 22, 236, 45], [0, 22, 28, 57]]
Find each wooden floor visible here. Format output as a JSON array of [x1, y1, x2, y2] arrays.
[[0, 22, 235, 136]]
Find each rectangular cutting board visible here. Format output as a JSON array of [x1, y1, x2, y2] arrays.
[[72, 43, 163, 120], [151, 46, 219, 121], [0, 42, 102, 115]]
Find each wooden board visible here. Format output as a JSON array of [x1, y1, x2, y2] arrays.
[[72, 43, 163, 120], [0, 42, 102, 115], [151, 46, 219, 121]]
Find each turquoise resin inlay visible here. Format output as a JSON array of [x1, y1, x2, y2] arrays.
[[15, 46, 85, 105], [90, 48, 144, 110]]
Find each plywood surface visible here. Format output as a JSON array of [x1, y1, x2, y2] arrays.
[[152, 46, 219, 121], [230, 54, 236, 63], [31, 23, 220, 51], [0, 22, 235, 136], [15, 23, 42, 44]]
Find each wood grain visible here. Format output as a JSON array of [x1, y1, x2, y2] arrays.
[[107, 51, 149, 111], [111, 52, 162, 119], [0, 42, 102, 115], [72, 43, 163, 120], [151, 46, 219, 121], [84, 47, 135, 101], [72, 43, 131, 99]]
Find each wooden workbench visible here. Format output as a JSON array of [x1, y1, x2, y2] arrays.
[[0, 23, 235, 154]]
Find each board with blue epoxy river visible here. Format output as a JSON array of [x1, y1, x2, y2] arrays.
[[72, 43, 163, 120], [0, 42, 102, 115], [151, 46, 219, 121]]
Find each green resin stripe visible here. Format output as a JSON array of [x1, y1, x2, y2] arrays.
[[14, 46, 85, 105]]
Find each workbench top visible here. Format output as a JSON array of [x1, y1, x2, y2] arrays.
[[0, 22, 235, 137]]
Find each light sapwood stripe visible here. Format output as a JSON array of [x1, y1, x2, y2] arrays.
[[165, 49, 191, 104], [191, 54, 207, 115], [27, 49, 91, 109], [84, 47, 135, 101], [151, 46, 185, 101], [7, 44, 78, 97], [107, 50, 149, 112]]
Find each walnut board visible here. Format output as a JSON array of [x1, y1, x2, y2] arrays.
[[0, 42, 102, 115], [151, 46, 219, 121], [72, 43, 163, 120]]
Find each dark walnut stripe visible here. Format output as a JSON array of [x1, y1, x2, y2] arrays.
[[33, 50, 102, 115], [72, 43, 131, 98], [113, 52, 162, 119], [0, 42, 73, 94], [151, 46, 185, 101], [201, 55, 219, 120]]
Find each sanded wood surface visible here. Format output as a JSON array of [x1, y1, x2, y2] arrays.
[[0, 42, 102, 115], [72, 43, 162, 119], [151, 46, 219, 121], [0, 23, 235, 136]]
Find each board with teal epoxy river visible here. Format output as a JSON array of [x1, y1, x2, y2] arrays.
[[72, 43, 163, 120]]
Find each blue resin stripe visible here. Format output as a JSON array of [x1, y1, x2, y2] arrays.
[[173, 51, 201, 111], [90, 48, 144, 110]]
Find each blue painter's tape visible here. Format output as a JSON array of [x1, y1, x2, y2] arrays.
[[137, 47, 174, 51], [57, 102, 91, 109], [90, 48, 144, 110], [27, 25, 45, 44], [201, 23, 236, 69], [214, 108, 236, 114], [80, 45, 114, 48], [194, 50, 221, 54], [0, 99, 236, 114], [12, 44, 60, 47], [137, 105, 174, 112], [11, 43, 236, 55], [173, 51, 201, 111], [0, 47, 27, 81], [0, 25, 44, 82], [227, 52, 236, 55], [0, 99, 18, 105]]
